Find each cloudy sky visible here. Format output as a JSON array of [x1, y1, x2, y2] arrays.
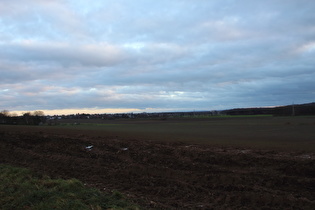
[[1, 0, 315, 115]]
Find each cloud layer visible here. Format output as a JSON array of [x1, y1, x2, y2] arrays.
[[1, 0, 315, 114]]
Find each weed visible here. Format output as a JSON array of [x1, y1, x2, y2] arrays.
[[0, 164, 140, 210]]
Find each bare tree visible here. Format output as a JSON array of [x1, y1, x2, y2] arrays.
[[0, 110, 10, 117], [0, 110, 11, 124], [33, 110, 45, 116]]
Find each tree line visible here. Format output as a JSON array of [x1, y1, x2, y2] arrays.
[[0, 110, 46, 125], [222, 102, 315, 116]]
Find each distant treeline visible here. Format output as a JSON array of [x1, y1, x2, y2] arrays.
[[222, 102, 315, 116], [222, 107, 274, 116], [0, 111, 46, 125]]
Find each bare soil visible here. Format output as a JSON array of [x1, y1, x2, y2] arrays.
[[0, 125, 314, 209]]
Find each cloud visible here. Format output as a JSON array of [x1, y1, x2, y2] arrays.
[[1, 0, 315, 114], [0, 41, 127, 66]]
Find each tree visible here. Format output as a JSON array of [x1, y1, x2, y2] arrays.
[[0, 110, 13, 124], [30, 111, 46, 125], [23, 112, 31, 124], [33, 110, 45, 116], [0, 110, 10, 117]]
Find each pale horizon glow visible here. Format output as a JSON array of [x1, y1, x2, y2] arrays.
[[13, 108, 141, 116], [12, 107, 198, 116]]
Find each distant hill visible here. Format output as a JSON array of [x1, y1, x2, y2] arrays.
[[222, 102, 315, 116], [273, 102, 315, 116], [222, 107, 274, 116]]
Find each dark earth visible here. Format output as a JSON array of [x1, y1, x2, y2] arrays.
[[0, 125, 314, 209]]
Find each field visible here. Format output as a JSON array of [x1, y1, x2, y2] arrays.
[[51, 116, 315, 150], [0, 116, 315, 209]]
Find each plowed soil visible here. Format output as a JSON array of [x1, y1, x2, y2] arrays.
[[0, 125, 314, 209]]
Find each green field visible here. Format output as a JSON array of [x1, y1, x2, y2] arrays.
[[19, 115, 315, 151]]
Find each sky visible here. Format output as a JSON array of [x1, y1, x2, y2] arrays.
[[1, 0, 315, 115]]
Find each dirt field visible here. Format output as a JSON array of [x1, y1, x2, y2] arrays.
[[0, 117, 315, 209]]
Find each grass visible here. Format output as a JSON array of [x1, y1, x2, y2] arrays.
[[0, 164, 140, 210], [55, 116, 315, 151], [181, 114, 274, 118]]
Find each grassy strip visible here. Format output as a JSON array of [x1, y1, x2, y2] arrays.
[[180, 114, 273, 118], [0, 164, 139, 210]]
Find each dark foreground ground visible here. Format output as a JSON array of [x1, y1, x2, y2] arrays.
[[0, 125, 314, 209]]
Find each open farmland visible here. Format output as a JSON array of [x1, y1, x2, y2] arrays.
[[50, 116, 315, 150], [0, 116, 315, 209]]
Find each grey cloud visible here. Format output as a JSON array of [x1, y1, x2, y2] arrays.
[[0, 41, 127, 67], [1, 0, 315, 113]]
